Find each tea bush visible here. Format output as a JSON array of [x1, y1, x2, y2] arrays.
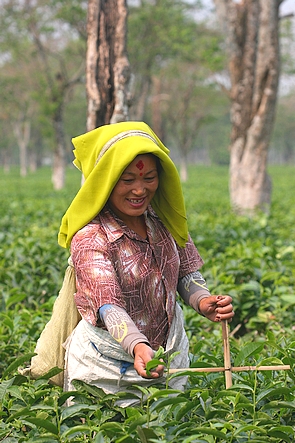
[[0, 165, 294, 442]]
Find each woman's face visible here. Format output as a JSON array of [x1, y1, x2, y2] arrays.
[[108, 154, 159, 220]]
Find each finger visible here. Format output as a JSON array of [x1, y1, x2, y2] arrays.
[[142, 364, 164, 379], [134, 357, 152, 377], [216, 304, 233, 314], [136, 360, 165, 378], [215, 308, 235, 321], [216, 295, 232, 306], [135, 363, 148, 378], [219, 311, 235, 321], [148, 363, 165, 378]]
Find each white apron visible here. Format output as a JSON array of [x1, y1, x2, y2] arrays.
[[63, 303, 189, 406]]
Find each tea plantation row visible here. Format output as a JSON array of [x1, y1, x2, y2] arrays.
[[0, 165, 294, 442]]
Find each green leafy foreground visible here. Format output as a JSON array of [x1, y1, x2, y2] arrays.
[[0, 166, 295, 442]]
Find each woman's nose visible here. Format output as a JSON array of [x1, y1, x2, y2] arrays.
[[132, 182, 145, 195]]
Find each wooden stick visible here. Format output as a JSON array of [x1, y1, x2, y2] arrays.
[[168, 365, 290, 374], [222, 320, 232, 388], [168, 319, 290, 388], [234, 365, 290, 371]]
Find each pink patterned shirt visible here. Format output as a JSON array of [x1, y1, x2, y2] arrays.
[[71, 205, 204, 349]]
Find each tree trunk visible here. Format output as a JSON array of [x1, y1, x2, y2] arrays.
[[214, 0, 282, 214], [13, 120, 31, 178], [151, 76, 165, 141], [179, 154, 188, 183], [29, 151, 38, 172], [52, 105, 66, 190], [2, 150, 11, 173], [86, 0, 130, 131]]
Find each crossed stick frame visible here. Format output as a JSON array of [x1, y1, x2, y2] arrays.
[[168, 320, 290, 388]]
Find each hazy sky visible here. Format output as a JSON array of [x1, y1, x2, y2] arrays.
[[280, 0, 295, 15], [202, 0, 295, 16]]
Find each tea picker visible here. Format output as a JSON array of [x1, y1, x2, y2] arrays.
[[169, 320, 290, 388]]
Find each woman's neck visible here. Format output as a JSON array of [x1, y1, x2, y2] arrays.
[[123, 214, 147, 238], [107, 204, 147, 239]]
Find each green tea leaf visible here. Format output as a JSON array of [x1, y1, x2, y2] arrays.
[[93, 431, 106, 443], [36, 366, 63, 381], [182, 426, 227, 438], [62, 424, 92, 438], [150, 395, 187, 412], [256, 387, 291, 403], [7, 407, 33, 423], [257, 357, 285, 366], [23, 417, 59, 435], [147, 388, 182, 402], [154, 346, 165, 359], [234, 424, 267, 436], [136, 426, 158, 443], [3, 352, 36, 378], [60, 404, 97, 422], [145, 358, 165, 376], [262, 400, 295, 410], [72, 379, 106, 398], [268, 427, 293, 443], [100, 421, 125, 434], [0, 377, 16, 403], [234, 342, 265, 366]]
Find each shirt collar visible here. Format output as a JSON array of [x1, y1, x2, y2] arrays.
[[96, 205, 154, 243]]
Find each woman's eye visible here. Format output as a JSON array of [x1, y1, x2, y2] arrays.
[[145, 176, 157, 182]]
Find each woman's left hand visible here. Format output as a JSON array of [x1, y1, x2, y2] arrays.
[[199, 295, 234, 322]]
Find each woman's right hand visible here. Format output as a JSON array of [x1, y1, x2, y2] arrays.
[[133, 343, 164, 379]]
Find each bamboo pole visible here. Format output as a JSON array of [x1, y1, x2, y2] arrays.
[[168, 320, 290, 385], [168, 365, 290, 374], [222, 320, 232, 388]]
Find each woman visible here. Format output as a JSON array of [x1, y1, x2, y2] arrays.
[[58, 121, 234, 404]]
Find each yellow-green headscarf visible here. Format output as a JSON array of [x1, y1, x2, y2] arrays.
[[58, 121, 188, 248]]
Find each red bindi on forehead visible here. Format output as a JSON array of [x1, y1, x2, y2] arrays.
[[136, 160, 144, 170], [136, 160, 145, 175]]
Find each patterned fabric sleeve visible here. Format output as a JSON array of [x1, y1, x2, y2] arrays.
[[177, 270, 210, 314], [71, 225, 126, 326], [99, 304, 151, 356], [177, 234, 204, 278]]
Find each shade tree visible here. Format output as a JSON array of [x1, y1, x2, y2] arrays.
[[86, 0, 131, 130], [213, 0, 286, 214], [0, 0, 87, 188]]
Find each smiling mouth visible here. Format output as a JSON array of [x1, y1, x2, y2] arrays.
[[127, 197, 145, 205]]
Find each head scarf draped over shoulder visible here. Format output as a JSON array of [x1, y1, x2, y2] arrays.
[[58, 121, 188, 248]]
